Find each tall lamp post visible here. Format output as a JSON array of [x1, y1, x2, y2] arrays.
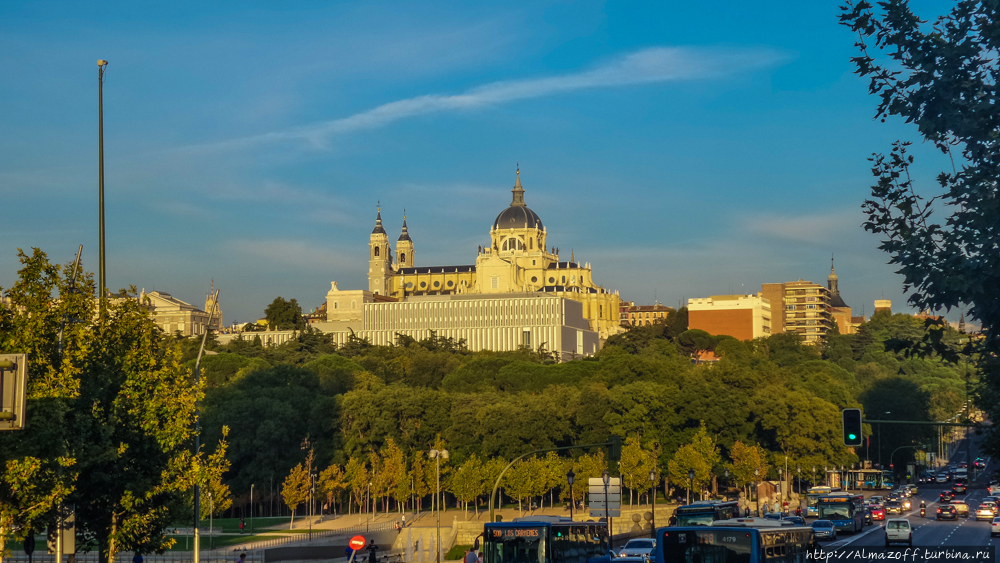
[[796, 466, 801, 495], [877, 411, 891, 468], [566, 469, 576, 520], [430, 449, 449, 563], [97, 59, 108, 315], [250, 484, 254, 535], [824, 466, 828, 487], [648, 469, 656, 538], [754, 468, 760, 516], [778, 468, 784, 504], [208, 493, 213, 550], [724, 470, 729, 500], [687, 469, 694, 505]]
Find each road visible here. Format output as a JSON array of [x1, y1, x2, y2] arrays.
[[823, 436, 997, 549]]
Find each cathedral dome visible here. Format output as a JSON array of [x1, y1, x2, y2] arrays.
[[494, 206, 543, 230], [493, 168, 543, 230]]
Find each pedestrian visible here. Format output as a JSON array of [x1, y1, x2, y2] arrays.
[[668, 514, 677, 526], [744, 507, 750, 518], [133, 554, 144, 563], [367, 540, 379, 563], [465, 548, 478, 563], [236, 553, 247, 563], [240, 517, 245, 534], [401, 514, 406, 527]]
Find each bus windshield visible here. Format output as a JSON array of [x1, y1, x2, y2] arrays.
[[660, 530, 753, 563], [818, 504, 851, 519], [485, 527, 547, 563], [675, 512, 715, 526]]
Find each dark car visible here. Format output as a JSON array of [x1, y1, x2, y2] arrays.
[[940, 491, 955, 502], [937, 505, 958, 520], [811, 520, 837, 541], [953, 482, 967, 494], [783, 516, 806, 526], [885, 501, 903, 515]]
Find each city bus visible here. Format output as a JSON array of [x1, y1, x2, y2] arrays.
[[483, 517, 611, 563], [655, 519, 816, 563], [816, 493, 865, 533], [881, 471, 895, 490], [804, 486, 832, 517], [673, 500, 741, 526]]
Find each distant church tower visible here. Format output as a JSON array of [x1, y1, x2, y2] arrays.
[[396, 215, 414, 268], [369, 207, 391, 295], [828, 256, 849, 308]]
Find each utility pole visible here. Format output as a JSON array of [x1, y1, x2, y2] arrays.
[[97, 60, 108, 315]]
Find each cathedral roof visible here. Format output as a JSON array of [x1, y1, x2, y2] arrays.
[[830, 294, 849, 308], [493, 169, 543, 230]]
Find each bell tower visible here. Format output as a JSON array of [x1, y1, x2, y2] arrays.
[[368, 206, 391, 295], [396, 214, 415, 268]]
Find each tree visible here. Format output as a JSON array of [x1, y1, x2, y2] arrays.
[[318, 464, 347, 515], [667, 423, 719, 501], [410, 452, 432, 512], [264, 297, 305, 331], [345, 457, 370, 514], [448, 455, 483, 516], [1, 249, 231, 563], [282, 463, 311, 529], [838, 1, 1000, 454], [727, 441, 769, 501], [619, 435, 657, 506], [563, 451, 607, 505]]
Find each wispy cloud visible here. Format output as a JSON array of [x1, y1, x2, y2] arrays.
[[187, 46, 787, 152], [225, 239, 355, 272]]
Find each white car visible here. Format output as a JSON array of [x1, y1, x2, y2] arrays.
[[936, 475, 949, 483], [885, 518, 912, 547], [617, 539, 655, 558], [992, 517, 1000, 538]]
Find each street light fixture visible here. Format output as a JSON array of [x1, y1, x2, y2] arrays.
[[430, 449, 449, 563], [687, 469, 695, 505], [566, 469, 576, 520], [96, 59, 109, 314], [648, 469, 656, 538]]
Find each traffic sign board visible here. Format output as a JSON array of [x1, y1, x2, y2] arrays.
[[588, 477, 620, 486], [349, 536, 366, 550], [588, 501, 623, 509], [588, 485, 621, 494], [589, 509, 621, 518], [586, 493, 621, 502]]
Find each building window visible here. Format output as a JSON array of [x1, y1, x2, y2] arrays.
[[522, 330, 531, 348], [531, 276, 537, 283], [447, 280, 454, 287], [333, 302, 338, 309], [433, 281, 440, 288], [787, 305, 795, 310], [571, 275, 576, 284], [529, 238, 533, 249], [406, 282, 413, 289], [549, 277, 555, 283], [420, 281, 427, 288], [492, 276, 499, 289], [561, 276, 566, 283], [351, 300, 357, 308], [400, 252, 406, 264], [532, 260, 536, 266], [374, 247, 380, 257]]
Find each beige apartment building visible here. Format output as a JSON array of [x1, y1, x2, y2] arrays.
[[687, 294, 771, 341], [761, 280, 833, 344], [141, 290, 223, 337], [626, 303, 674, 326]]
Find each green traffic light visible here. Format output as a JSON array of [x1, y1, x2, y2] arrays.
[[848, 433, 857, 440]]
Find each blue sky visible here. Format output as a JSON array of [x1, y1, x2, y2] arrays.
[[0, 0, 964, 326]]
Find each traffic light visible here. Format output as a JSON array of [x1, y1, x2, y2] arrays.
[[0, 354, 28, 431], [842, 408, 862, 447], [608, 435, 622, 461]]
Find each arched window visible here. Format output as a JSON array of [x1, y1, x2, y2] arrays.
[[374, 246, 380, 257], [400, 252, 406, 264], [529, 238, 533, 249]]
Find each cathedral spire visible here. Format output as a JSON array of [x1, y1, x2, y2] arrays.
[[372, 203, 386, 235], [398, 212, 412, 242], [511, 166, 526, 207]]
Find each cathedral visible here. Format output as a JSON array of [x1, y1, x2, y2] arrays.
[[365, 169, 622, 340]]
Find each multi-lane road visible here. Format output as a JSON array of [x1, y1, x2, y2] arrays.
[[824, 441, 996, 549]]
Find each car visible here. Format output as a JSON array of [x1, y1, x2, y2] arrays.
[[904, 484, 919, 495], [936, 474, 949, 483], [782, 516, 806, 526], [901, 498, 912, 511], [863, 507, 873, 525], [884, 518, 913, 547], [937, 505, 958, 520], [975, 502, 996, 521], [811, 520, 838, 541], [940, 491, 955, 502], [871, 504, 886, 521], [953, 482, 967, 494], [617, 539, 655, 558], [950, 501, 970, 517], [612, 557, 649, 563], [870, 495, 885, 504], [989, 483, 1000, 496], [885, 501, 903, 515], [992, 517, 1000, 537]]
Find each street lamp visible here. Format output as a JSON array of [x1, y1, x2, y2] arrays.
[[877, 411, 891, 468], [724, 469, 730, 500], [566, 469, 576, 520], [250, 484, 254, 535], [824, 465, 828, 487], [687, 469, 695, 505], [648, 469, 656, 538], [796, 466, 801, 495], [208, 492, 213, 550], [778, 468, 784, 503], [97, 59, 108, 314], [430, 449, 449, 563], [754, 468, 760, 516]]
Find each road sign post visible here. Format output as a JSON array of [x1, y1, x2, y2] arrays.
[[0, 354, 28, 431]]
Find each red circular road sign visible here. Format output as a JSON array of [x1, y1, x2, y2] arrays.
[[349, 535, 366, 550]]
